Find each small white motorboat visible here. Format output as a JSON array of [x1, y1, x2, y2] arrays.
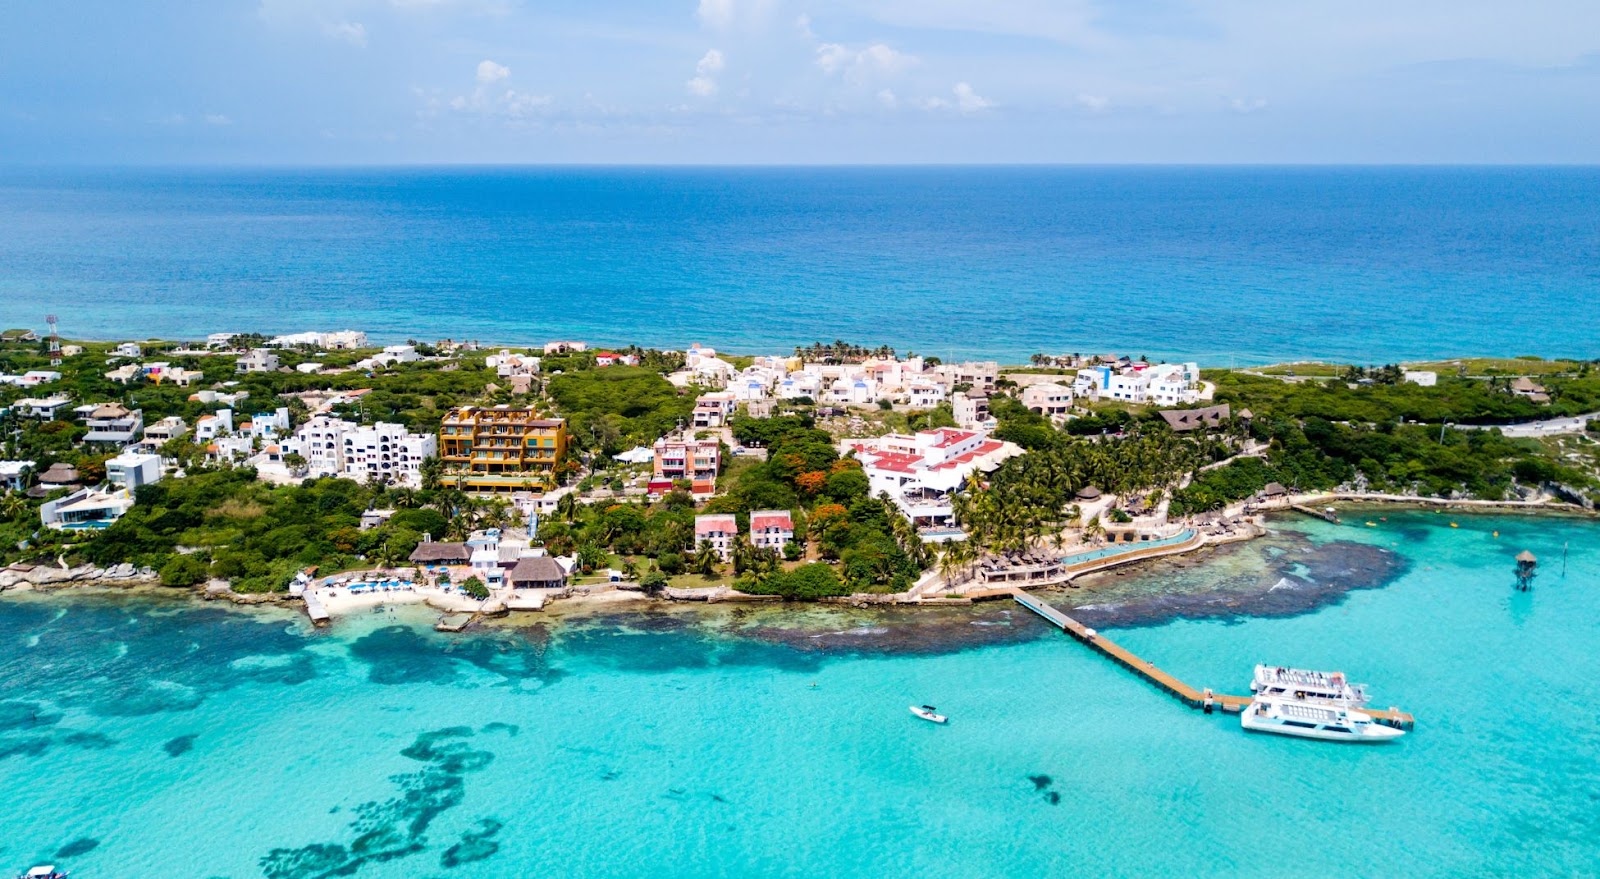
[[17, 867, 69, 879], [1241, 697, 1404, 743], [909, 704, 947, 724]]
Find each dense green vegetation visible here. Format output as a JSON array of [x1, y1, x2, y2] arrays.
[[70, 470, 463, 592], [1211, 371, 1600, 425], [545, 366, 695, 457]]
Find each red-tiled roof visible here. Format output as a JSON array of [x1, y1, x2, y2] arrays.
[[930, 440, 1007, 471], [750, 512, 793, 531], [695, 514, 737, 536], [928, 428, 977, 449]]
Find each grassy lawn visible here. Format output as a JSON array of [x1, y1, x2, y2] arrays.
[[1404, 357, 1589, 377]]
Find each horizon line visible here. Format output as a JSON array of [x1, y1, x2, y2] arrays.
[[3, 160, 1600, 171]]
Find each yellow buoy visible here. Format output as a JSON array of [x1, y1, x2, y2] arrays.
[[1450, 522, 1459, 528]]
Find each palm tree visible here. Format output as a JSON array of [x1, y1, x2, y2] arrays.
[[692, 540, 721, 577], [556, 491, 579, 525]]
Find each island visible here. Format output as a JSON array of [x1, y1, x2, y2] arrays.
[[2, 328, 1596, 626]]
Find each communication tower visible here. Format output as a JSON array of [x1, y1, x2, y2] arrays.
[[46, 314, 61, 366]]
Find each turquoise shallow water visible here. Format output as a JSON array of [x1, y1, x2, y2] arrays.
[[2, 512, 1598, 877]]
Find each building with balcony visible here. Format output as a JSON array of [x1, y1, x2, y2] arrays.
[[844, 428, 1023, 536], [341, 422, 438, 487], [439, 406, 568, 493], [695, 513, 738, 561], [650, 431, 721, 496], [83, 404, 145, 448], [749, 510, 795, 553]]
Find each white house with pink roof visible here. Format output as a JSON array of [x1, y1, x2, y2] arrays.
[[842, 428, 1022, 535], [694, 513, 739, 561], [748, 510, 794, 552]]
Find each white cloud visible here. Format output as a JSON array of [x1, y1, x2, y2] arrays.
[[324, 20, 366, 47], [1076, 94, 1110, 112], [696, 49, 725, 75], [953, 82, 992, 112], [916, 83, 993, 114], [877, 89, 898, 108], [1229, 97, 1268, 113], [205, 113, 233, 126], [794, 13, 815, 39], [687, 49, 725, 97], [815, 42, 916, 81], [477, 59, 510, 84]]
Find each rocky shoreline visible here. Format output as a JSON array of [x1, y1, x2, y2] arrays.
[[0, 562, 159, 590]]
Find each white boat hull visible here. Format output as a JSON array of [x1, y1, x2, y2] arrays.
[[1241, 701, 1404, 743], [909, 706, 947, 724]]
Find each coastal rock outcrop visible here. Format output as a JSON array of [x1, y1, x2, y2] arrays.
[[0, 563, 159, 591]]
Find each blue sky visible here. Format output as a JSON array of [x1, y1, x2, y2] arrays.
[[2, 0, 1596, 163]]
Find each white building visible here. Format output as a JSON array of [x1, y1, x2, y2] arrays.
[[20, 371, 62, 386], [289, 415, 351, 476], [0, 460, 34, 492], [694, 513, 738, 561], [684, 344, 718, 368], [84, 404, 144, 447], [951, 392, 993, 430], [40, 487, 134, 530], [826, 376, 878, 406], [12, 396, 72, 420], [1020, 382, 1074, 417], [906, 379, 948, 409], [113, 342, 143, 358], [243, 408, 292, 440], [189, 389, 249, 407], [1074, 362, 1200, 406], [269, 330, 368, 350], [339, 422, 438, 487], [937, 361, 1000, 392], [488, 350, 541, 377], [142, 416, 189, 446], [207, 332, 240, 348], [749, 510, 795, 553], [692, 392, 737, 429], [276, 417, 437, 487], [194, 410, 235, 442], [844, 428, 1023, 534], [777, 372, 823, 400], [106, 452, 163, 490], [236, 350, 280, 373], [1403, 370, 1438, 387]]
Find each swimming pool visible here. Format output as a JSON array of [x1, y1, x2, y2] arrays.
[[1059, 529, 1197, 565]]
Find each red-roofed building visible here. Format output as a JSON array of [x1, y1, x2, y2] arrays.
[[749, 510, 794, 552], [843, 428, 1022, 538], [594, 351, 640, 368], [695, 513, 738, 561]]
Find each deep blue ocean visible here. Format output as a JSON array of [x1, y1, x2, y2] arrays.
[[0, 166, 1597, 364]]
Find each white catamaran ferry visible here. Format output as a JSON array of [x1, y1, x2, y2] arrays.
[[1251, 664, 1370, 706], [1241, 697, 1404, 743]]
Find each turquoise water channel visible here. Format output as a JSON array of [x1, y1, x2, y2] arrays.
[[1, 511, 1596, 877]]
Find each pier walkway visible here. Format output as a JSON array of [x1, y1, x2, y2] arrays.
[[1007, 590, 1415, 729]]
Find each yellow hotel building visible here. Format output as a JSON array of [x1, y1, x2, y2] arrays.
[[439, 406, 568, 493]]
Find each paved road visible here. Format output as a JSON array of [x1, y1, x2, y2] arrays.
[[1458, 413, 1600, 438]]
